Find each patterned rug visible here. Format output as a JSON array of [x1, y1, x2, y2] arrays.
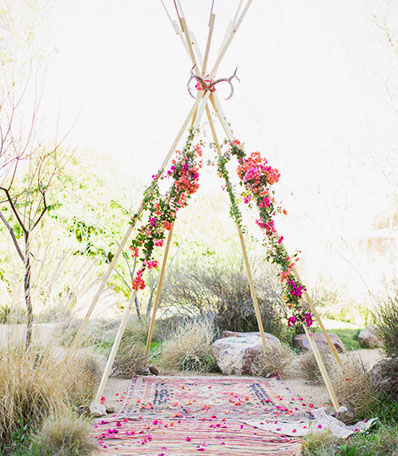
[[93, 376, 305, 455], [94, 417, 303, 455], [118, 376, 310, 422]]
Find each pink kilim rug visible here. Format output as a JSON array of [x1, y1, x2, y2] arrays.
[[93, 376, 305, 455]]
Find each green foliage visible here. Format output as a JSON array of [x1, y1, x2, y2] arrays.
[[162, 259, 284, 337], [374, 283, 398, 359]]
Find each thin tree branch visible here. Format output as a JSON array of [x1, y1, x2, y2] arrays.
[[0, 209, 25, 262]]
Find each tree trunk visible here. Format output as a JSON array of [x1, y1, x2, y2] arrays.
[[24, 233, 33, 350]]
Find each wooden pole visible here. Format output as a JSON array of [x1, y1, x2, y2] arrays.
[[210, 93, 341, 365], [210, 0, 254, 77], [202, 14, 216, 77], [206, 105, 267, 352], [209, 95, 341, 407], [94, 289, 138, 404], [67, 221, 137, 354], [145, 224, 175, 356], [303, 325, 340, 412], [293, 265, 342, 366]]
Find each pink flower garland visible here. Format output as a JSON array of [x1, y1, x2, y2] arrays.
[[225, 139, 312, 328], [129, 131, 203, 291]]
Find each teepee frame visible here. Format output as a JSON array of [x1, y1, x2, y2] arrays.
[[66, 0, 342, 412]]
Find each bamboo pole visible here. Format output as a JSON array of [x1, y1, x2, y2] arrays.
[[206, 105, 267, 352], [303, 325, 340, 412], [145, 224, 175, 356], [94, 289, 138, 404]]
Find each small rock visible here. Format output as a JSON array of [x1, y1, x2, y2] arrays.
[[358, 325, 382, 348], [106, 406, 115, 414], [212, 332, 281, 375], [293, 332, 346, 352], [149, 365, 159, 375], [89, 402, 107, 417], [336, 405, 355, 424]]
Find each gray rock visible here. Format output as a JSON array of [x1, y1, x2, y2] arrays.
[[89, 402, 107, 417], [358, 325, 382, 348], [336, 405, 355, 424], [106, 405, 116, 414], [293, 332, 346, 352], [212, 333, 281, 375]]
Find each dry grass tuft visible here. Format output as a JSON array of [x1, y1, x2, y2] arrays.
[[160, 319, 216, 372], [299, 349, 339, 384], [30, 413, 96, 455], [251, 344, 294, 377], [0, 345, 102, 448], [63, 348, 103, 409], [332, 354, 379, 419], [0, 347, 67, 446], [111, 341, 148, 378]]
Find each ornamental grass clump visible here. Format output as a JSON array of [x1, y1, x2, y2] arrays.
[[332, 354, 379, 420], [30, 413, 96, 456], [251, 344, 294, 377], [374, 282, 398, 359], [160, 319, 216, 372], [0, 347, 67, 448], [0, 346, 101, 452], [299, 349, 339, 385]]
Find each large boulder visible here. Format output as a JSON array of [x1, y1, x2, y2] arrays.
[[358, 325, 382, 348], [293, 332, 346, 353], [212, 332, 281, 375]]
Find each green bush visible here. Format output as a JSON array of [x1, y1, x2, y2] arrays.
[[374, 284, 398, 359], [162, 261, 283, 337]]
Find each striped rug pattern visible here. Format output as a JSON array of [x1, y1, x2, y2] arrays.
[[93, 376, 305, 455]]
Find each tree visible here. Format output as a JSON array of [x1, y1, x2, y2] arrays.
[[0, 62, 63, 349]]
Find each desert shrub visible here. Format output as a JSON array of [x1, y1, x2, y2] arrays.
[[251, 344, 294, 377], [160, 319, 217, 372], [332, 354, 379, 420], [162, 261, 283, 336], [0, 348, 67, 448], [0, 346, 103, 452], [111, 341, 148, 378], [63, 348, 103, 409], [30, 413, 96, 456], [299, 349, 339, 384], [371, 357, 398, 401], [374, 284, 398, 359]]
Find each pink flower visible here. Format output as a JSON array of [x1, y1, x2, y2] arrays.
[[154, 239, 164, 247], [278, 236, 284, 244]]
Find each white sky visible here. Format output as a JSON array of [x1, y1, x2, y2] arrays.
[[5, 0, 398, 293]]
